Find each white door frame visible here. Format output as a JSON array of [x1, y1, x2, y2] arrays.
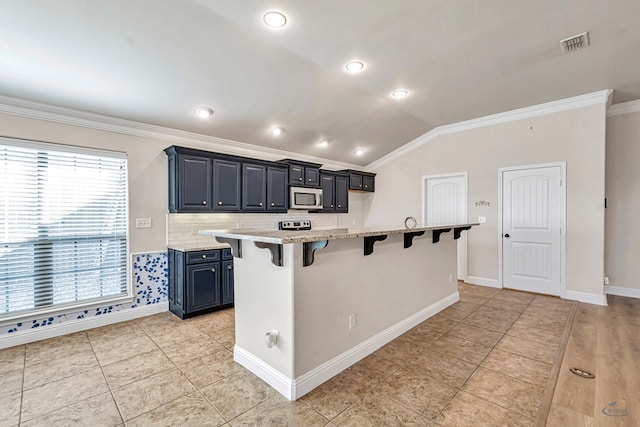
[[421, 172, 468, 281], [498, 162, 567, 298]]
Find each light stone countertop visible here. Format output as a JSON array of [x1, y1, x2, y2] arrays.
[[199, 223, 479, 244], [167, 242, 230, 252]]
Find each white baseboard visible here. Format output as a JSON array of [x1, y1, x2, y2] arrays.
[[0, 303, 169, 349], [605, 285, 640, 299], [465, 276, 501, 289], [234, 345, 296, 400], [565, 290, 608, 306], [234, 292, 459, 400]]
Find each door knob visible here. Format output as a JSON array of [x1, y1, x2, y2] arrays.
[[504, 233, 510, 238]]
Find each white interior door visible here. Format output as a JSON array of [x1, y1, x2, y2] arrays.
[[502, 166, 562, 296], [423, 173, 467, 280]]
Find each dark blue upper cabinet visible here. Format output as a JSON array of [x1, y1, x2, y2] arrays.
[[242, 163, 267, 211], [317, 172, 349, 213], [267, 166, 288, 212], [335, 175, 349, 212], [279, 159, 322, 188], [343, 169, 376, 192], [213, 159, 241, 211], [179, 155, 212, 211]]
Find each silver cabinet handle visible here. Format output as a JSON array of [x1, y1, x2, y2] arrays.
[[259, 202, 263, 206], [298, 177, 303, 181], [218, 201, 223, 205], [271, 202, 275, 206], [202, 255, 207, 259], [308, 178, 312, 181], [338, 205, 341, 208], [330, 204, 334, 208], [211, 268, 216, 272], [227, 265, 233, 270], [202, 201, 207, 205]]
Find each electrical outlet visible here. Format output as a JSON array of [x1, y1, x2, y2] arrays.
[[135, 218, 152, 229], [604, 276, 609, 285], [478, 216, 487, 223], [349, 313, 357, 330]]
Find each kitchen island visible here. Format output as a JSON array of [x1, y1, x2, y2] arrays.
[[200, 223, 477, 400]]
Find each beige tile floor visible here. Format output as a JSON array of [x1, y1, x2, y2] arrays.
[[0, 283, 575, 426]]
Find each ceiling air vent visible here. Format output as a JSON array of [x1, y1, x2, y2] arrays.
[[559, 32, 590, 53]]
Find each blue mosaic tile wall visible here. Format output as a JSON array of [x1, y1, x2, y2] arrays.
[[1, 252, 168, 335]]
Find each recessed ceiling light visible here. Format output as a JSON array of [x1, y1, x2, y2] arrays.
[[391, 89, 409, 99], [270, 127, 284, 137], [345, 60, 365, 73], [195, 107, 214, 118], [318, 139, 330, 148], [263, 11, 287, 28], [355, 149, 365, 156]]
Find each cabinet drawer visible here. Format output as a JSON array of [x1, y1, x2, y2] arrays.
[[222, 248, 233, 260], [186, 250, 220, 264]]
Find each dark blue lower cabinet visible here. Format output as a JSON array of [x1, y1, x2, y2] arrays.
[[222, 260, 234, 305], [186, 263, 221, 312], [168, 248, 234, 319]]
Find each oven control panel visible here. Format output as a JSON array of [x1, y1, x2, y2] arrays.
[[279, 220, 311, 231]]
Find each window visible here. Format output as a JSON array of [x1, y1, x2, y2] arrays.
[[0, 137, 129, 319]]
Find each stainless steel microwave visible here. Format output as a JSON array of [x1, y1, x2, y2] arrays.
[[289, 186, 323, 209]]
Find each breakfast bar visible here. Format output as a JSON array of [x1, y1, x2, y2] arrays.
[[200, 223, 478, 400]]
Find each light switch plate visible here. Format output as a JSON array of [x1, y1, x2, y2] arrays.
[[136, 218, 152, 228], [478, 216, 487, 223]]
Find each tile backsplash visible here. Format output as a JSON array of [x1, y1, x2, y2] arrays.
[[166, 193, 367, 249], [167, 212, 340, 249]]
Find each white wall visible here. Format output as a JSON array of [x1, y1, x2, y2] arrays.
[[605, 109, 640, 291], [366, 103, 607, 300]]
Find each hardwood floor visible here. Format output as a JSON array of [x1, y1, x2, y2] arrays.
[[545, 295, 640, 426]]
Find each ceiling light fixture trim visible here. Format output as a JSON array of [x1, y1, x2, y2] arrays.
[[391, 89, 409, 99], [263, 11, 287, 28], [345, 60, 365, 73], [195, 107, 214, 118], [269, 126, 284, 137]]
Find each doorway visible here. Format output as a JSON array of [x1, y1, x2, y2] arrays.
[[499, 163, 566, 296], [422, 172, 468, 280]]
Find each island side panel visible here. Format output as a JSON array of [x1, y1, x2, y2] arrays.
[[293, 232, 457, 378], [233, 242, 295, 378]]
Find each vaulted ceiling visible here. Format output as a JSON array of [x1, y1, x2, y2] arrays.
[[1, 1, 639, 165]]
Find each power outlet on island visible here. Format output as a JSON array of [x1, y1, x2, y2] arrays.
[[348, 313, 357, 330]]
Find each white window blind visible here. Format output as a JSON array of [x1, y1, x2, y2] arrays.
[[0, 138, 129, 320]]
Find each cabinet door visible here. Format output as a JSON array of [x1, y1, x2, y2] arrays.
[[186, 262, 221, 312], [213, 159, 241, 211], [362, 175, 375, 192], [349, 173, 363, 190], [242, 163, 266, 211], [222, 260, 234, 305], [335, 175, 349, 212], [305, 167, 320, 187], [267, 166, 288, 212], [289, 165, 304, 185], [320, 174, 335, 210], [179, 155, 211, 211]]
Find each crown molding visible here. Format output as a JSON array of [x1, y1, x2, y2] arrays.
[[0, 95, 360, 171], [607, 99, 640, 117], [367, 89, 613, 171]]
